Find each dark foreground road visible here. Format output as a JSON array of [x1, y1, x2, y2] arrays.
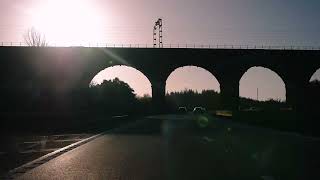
[[12, 115, 320, 180]]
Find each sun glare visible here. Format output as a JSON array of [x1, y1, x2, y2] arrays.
[[30, 0, 105, 46]]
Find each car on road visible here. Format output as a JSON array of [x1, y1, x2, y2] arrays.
[[193, 107, 206, 114], [242, 106, 262, 112], [178, 106, 188, 114]]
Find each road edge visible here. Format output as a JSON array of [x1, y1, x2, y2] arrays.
[[4, 132, 105, 179]]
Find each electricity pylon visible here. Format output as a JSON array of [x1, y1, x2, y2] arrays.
[[153, 18, 163, 48]]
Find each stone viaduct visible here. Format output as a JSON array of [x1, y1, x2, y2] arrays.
[[0, 47, 319, 112]]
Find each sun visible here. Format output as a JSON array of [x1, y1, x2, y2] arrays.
[[30, 0, 105, 46]]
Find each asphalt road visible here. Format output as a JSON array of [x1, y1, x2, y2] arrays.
[[0, 133, 93, 177], [14, 114, 320, 180]]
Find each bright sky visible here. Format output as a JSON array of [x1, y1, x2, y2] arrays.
[[1, 0, 320, 100]]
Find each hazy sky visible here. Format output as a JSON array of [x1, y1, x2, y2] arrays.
[[1, 0, 320, 100], [91, 66, 287, 101]]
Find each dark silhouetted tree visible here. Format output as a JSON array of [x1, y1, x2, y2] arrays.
[[89, 78, 138, 115], [166, 89, 286, 112], [23, 27, 48, 47], [166, 89, 221, 111]]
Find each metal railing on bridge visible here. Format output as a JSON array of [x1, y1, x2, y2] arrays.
[[1, 42, 320, 50]]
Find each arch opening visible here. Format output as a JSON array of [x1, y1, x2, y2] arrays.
[[86, 65, 153, 115], [165, 66, 221, 112], [90, 65, 152, 97], [310, 68, 320, 82], [239, 66, 286, 110]]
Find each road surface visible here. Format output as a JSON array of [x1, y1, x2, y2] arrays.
[[12, 115, 320, 180]]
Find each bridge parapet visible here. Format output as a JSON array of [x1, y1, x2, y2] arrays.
[[1, 42, 320, 51]]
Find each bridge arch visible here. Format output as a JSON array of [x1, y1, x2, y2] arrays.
[[310, 68, 320, 82], [166, 65, 220, 93], [89, 65, 152, 97], [165, 66, 221, 111], [307, 68, 320, 112], [239, 66, 286, 102]]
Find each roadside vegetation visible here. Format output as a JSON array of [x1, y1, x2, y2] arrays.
[[1, 79, 319, 136]]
